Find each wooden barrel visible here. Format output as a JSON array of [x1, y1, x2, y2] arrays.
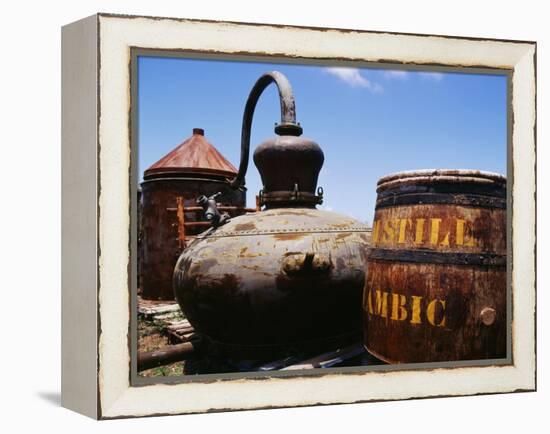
[[363, 169, 507, 363]]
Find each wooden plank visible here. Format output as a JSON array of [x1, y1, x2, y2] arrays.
[[168, 206, 257, 212], [184, 221, 210, 227], [165, 319, 192, 328], [165, 329, 198, 344], [153, 312, 183, 321], [166, 325, 194, 333], [138, 303, 180, 316], [176, 196, 186, 251]]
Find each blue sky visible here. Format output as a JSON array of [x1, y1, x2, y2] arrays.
[[138, 56, 507, 224]]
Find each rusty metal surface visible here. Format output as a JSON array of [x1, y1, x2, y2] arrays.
[[173, 208, 371, 358], [254, 135, 324, 207], [172, 72, 371, 359], [197, 208, 370, 237], [140, 178, 245, 300], [364, 169, 507, 363], [144, 128, 238, 180]]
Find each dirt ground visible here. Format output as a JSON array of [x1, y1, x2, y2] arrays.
[[138, 319, 185, 377]]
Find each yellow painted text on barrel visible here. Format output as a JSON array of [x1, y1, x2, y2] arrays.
[[372, 217, 476, 248]]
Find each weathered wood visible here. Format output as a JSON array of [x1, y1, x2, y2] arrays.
[[364, 170, 507, 363], [166, 325, 194, 334], [141, 176, 246, 300], [153, 312, 182, 321], [166, 330, 198, 344], [183, 221, 211, 227], [138, 303, 180, 317], [137, 342, 196, 371], [165, 319, 192, 328], [168, 205, 258, 212], [176, 196, 186, 251]]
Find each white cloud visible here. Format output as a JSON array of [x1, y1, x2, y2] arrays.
[[383, 70, 409, 80], [325, 67, 383, 93], [319, 204, 334, 212], [419, 72, 444, 82]]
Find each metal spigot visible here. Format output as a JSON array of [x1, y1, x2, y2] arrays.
[[197, 193, 230, 228]]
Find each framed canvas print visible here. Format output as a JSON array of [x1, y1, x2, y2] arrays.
[[61, 13, 536, 419]]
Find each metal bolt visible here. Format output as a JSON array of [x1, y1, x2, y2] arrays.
[[480, 307, 497, 326]]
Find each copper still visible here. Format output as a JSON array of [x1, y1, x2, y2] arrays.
[[173, 71, 371, 359]]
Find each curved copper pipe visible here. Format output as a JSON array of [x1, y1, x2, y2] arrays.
[[230, 71, 303, 189]]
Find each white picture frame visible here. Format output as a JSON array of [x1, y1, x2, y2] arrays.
[[61, 13, 536, 419]]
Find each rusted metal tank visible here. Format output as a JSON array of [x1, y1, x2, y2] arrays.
[[173, 72, 371, 359], [140, 128, 246, 300], [363, 169, 507, 363]]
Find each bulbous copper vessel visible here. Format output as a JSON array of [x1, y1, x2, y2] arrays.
[[173, 72, 371, 359]]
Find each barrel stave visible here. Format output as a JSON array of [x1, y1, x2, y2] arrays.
[[364, 170, 507, 363]]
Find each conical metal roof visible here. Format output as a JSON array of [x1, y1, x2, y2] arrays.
[[144, 128, 238, 180]]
